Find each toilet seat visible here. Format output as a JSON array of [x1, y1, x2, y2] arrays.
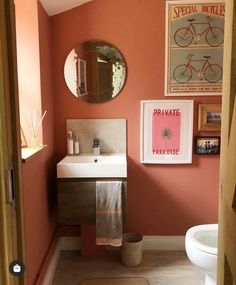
[[185, 224, 218, 285], [186, 224, 218, 255]]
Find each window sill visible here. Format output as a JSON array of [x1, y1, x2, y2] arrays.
[[21, 145, 47, 162]]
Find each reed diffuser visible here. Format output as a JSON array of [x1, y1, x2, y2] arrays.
[[26, 110, 47, 147]]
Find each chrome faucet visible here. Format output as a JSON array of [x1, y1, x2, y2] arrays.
[[92, 138, 101, 155]]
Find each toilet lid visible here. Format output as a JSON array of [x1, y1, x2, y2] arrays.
[[186, 224, 218, 255]]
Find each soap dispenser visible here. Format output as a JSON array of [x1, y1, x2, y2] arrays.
[[74, 135, 80, 155], [67, 131, 74, 155]]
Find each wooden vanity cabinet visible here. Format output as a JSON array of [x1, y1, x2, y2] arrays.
[[57, 178, 127, 225]]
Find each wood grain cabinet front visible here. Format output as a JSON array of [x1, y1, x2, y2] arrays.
[[57, 178, 127, 225]]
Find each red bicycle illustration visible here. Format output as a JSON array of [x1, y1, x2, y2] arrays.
[[174, 17, 224, 47], [173, 54, 223, 84]]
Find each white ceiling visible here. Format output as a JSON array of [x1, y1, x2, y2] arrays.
[[39, 0, 92, 16]]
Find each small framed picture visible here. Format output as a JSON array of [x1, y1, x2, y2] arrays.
[[195, 136, 220, 155], [198, 104, 221, 131]]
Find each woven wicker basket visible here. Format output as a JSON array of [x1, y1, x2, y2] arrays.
[[121, 233, 143, 267]]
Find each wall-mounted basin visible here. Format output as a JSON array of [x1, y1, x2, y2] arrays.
[[57, 153, 127, 178]]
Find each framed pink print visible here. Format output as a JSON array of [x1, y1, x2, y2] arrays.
[[140, 100, 194, 164]]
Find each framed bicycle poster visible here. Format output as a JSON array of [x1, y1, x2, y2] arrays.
[[165, 0, 225, 96], [140, 100, 193, 164]]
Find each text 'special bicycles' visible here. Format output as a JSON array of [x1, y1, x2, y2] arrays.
[[174, 16, 224, 47], [173, 54, 223, 84]]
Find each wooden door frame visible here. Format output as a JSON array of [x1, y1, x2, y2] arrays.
[[218, 0, 236, 284], [0, 0, 25, 284]]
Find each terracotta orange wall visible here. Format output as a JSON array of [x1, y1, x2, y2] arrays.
[[21, 3, 57, 285], [51, 0, 221, 235]]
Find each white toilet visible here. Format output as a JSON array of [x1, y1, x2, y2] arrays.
[[185, 224, 218, 285]]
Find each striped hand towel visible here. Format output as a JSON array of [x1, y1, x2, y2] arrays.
[[96, 181, 123, 246]]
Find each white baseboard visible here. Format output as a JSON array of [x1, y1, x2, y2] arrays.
[[42, 235, 184, 285], [143, 236, 185, 251], [41, 240, 62, 285], [57, 236, 185, 251], [42, 237, 81, 285]]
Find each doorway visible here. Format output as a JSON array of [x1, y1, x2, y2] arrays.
[[0, 0, 25, 284]]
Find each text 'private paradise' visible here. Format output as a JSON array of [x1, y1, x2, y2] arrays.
[[153, 108, 180, 155]]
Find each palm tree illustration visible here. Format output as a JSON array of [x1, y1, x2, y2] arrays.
[[161, 128, 173, 150]]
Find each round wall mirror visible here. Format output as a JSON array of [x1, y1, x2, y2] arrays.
[[64, 40, 126, 104]]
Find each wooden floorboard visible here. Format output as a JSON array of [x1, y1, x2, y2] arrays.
[[52, 250, 205, 285]]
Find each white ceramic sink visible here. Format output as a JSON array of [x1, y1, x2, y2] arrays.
[[57, 153, 127, 178]]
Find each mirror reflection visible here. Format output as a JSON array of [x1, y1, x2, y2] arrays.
[[64, 40, 126, 104]]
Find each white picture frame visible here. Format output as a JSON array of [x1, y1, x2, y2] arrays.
[[164, 0, 225, 96], [140, 100, 194, 164]]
